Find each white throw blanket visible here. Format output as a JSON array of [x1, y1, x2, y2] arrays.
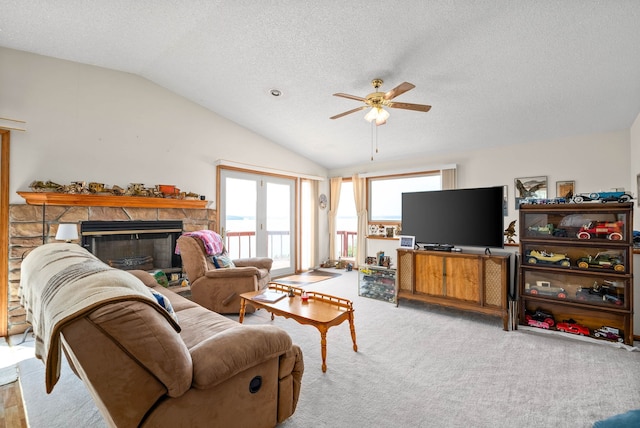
[[19, 243, 178, 393]]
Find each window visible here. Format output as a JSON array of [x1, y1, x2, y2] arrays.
[[368, 172, 441, 222], [336, 180, 357, 259]]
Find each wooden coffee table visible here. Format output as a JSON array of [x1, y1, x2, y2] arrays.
[[239, 283, 358, 372]]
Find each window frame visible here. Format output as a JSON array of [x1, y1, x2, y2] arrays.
[[367, 170, 442, 224]]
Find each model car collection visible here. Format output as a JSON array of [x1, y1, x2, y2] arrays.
[[524, 309, 624, 343], [524, 280, 568, 299], [571, 191, 633, 203], [575, 281, 624, 306], [524, 309, 555, 327], [577, 220, 624, 240], [525, 250, 571, 267], [520, 197, 630, 345], [593, 326, 624, 342], [556, 320, 590, 336], [518, 190, 634, 205], [576, 251, 625, 272]]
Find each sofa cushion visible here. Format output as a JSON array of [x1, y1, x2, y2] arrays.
[[88, 300, 193, 397], [190, 325, 293, 389], [174, 306, 241, 349]]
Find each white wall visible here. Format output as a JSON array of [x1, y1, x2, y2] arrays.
[[0, 47, 328, 208], [330, 130, 631, 237]]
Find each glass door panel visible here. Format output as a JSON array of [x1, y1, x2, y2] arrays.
[[220, 169, 295, 277], [266, 182, 292, 271], [223, 177, 257, 259]]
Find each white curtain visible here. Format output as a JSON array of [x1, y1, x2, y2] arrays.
[[352, 174, 367, 268], [328, 177, 342, 261], [441, 167, 457, 190]]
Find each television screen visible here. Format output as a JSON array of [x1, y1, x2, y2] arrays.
[[401, 186, 504, 249]]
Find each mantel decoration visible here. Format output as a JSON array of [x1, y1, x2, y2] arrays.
[[29, 180, 202, 200]]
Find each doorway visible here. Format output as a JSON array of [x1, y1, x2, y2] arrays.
[[219, 169, 296, 277]]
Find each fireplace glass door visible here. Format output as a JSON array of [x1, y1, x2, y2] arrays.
[[81, 220, 183, 274]]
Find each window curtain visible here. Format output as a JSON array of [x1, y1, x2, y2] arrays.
[[352, 174, 367, 268], [441, 167, 457, 190], [328, 177, 342, 261]]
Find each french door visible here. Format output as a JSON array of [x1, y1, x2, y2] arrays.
[[219, 169, 295, 277]]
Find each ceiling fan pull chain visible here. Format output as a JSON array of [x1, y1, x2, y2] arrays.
[[370, 120, 375, 161]]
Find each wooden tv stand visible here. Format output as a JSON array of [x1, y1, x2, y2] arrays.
[[396, 249, 510, 330]]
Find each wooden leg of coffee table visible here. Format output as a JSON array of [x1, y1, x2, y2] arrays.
[[318, 326, 328, 373], [238, 298, 246, 323], [348, 311, 358, 352]]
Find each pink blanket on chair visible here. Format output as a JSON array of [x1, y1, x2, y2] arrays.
[[176, 230, 224, 255]]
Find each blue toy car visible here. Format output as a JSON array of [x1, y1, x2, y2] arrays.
[[572, 191, 633, 203]]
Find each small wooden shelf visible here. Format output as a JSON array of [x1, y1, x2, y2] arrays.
[[17, 191, 207, 209]]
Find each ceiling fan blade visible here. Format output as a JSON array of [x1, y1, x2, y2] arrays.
[[333, 93, 367, 102], [387, 101, 432, 112], [384, 82, 415, 100], [330, 106, 368, 120]]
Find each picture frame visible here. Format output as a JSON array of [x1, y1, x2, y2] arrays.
[[399, 235, 415, 249], [556, 180, 575, 200], [385, 227, 395, 238], [514, 176, 547, 209]]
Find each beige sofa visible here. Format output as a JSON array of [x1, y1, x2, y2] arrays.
[[19, 243, 304, 428]]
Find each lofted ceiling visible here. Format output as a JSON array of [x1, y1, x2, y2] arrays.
[[1, 1, 640, 170]]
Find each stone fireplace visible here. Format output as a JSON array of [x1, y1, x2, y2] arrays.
[[8, 200, 216, 336]]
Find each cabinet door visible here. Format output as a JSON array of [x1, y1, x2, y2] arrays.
[[415, 253, 444, 295], [445, 256, 480, 302]]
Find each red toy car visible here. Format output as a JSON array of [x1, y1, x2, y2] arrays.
[[525, 309, 555, 327], [556, 320, 590, 336], [577, 221, 624, 240], [527, 319, 550, 329]]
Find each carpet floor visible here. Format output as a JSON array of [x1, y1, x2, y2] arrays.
[[12, 269, 640, 428]]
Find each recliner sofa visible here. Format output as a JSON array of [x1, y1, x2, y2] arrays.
[[19, 243, 303, 428], [177, 234, 272, 314]]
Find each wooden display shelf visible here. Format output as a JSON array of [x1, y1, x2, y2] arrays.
[[17, 191, 207, 209]]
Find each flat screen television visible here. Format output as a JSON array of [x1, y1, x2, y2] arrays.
[[401, 186, 504, 249]]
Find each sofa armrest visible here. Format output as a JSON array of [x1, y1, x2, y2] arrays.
[[204, 266, 260, 278], [234, 257, 273, 271], [190, 325, 292, 389]]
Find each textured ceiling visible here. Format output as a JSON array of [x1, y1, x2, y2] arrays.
[[2, 1, 640, 170]]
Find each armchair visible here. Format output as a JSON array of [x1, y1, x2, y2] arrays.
[[177, 234, 272, 314]]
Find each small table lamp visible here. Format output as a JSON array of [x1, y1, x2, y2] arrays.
[[55, 223, 79, 243]]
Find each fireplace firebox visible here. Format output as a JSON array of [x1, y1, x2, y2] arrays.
[[81, 220, 183, 274]]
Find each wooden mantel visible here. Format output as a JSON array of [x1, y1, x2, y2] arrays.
[[17, 191, 208, 209]]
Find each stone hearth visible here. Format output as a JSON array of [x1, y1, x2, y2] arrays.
[[7, 203, 216, 336]]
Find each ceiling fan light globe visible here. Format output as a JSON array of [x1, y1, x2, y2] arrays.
[[378, 108, 390, 121], [364, 107, 378, 122]]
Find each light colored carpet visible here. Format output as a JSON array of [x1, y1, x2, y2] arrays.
[[14, 269, 640, 427]]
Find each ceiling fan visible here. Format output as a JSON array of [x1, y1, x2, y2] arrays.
[[330, 79, 431, 126]]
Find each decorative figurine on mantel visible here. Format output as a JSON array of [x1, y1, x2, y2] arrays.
[[504, 220, 517, 244]]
